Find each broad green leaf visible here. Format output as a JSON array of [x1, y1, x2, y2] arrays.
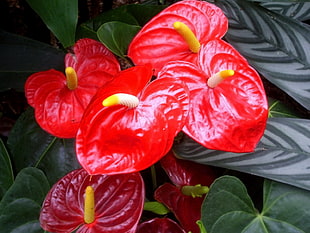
[[77, 4, 165, 40], [268, 98, 300, 118], [215, 0, 310, 110], [0, 167, 50, 233], [0, 138, 14, 200], [202, 176, 310, 233], [0, 30, 65, 92], [174, 118, 310, 191], [7, 108, 80, 185], [26, 0, 78, 48], [97, 21, 141, 57], [260, 2, 310, 21]]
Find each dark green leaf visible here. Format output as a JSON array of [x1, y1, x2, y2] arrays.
[[174, 118, 310, 191], [0, 30, 65, 92], [25, 0, 78, 48], [215, 0, 310, 110], [0, 167, 50, 233], [260, 2, 310, 21], [7, 108, 80, 185], [97, 21, 141, 57], [202, 176, 310, 233], [0, 138, 14, 200], [268, 98, 300, 118]]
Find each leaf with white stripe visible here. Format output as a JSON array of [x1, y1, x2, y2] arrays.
[[174, 118, 310, 191], [215, 0, 310, 110]]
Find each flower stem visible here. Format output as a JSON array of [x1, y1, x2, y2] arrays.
[[173, 21, 200, 53]]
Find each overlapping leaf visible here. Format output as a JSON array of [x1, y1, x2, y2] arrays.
[[202, 176, 310, 233], [215, 0, 310, 110], [0, 138, 14, 200], [7, 108, 80, 185], [174, 117, 310, 191]]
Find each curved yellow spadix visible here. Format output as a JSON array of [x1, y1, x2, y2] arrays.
[[173, 21, 200, 53], [84, 186, 95, 224], [102, 93, 139, 108], [65, 67, 78, 90], [207, 70, 235, 88]]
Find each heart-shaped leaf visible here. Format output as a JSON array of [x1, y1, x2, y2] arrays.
[[215, 0, 310, 110], [202, 176, 310, 233], [0, 30, 65, 92], [97, 21, 141, 57], [7, 108, 80, 185], [0, 167, 50, 233], [25, 0, 78, 48], [174, 117, 310, 191], [0, 138, 14, 200], [40, 168, 144, 233]]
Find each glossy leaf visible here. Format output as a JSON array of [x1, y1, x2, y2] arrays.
[[7, 108, 80, 185], [136, 218, 186, 233], [158, 39, 268, 152], [0, 30, 65, 92], [201, 176, 310, 233], [0, 167, 50, 233], [76, 65, 189, 174], [25, 38, 120, 138], [268, 98, 300, 118], [0, 138, 14, 200], [215, 0, 310, 110], [174, 117, 310, 191], [97, 21, 141, 57], [25, 0, 78, 48], [128, 0, 228, 74], [260, 2, 310, 21], [40, 168, 144, 233]]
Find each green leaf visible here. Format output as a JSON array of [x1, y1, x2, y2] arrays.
[[143, 201, 170, 215], [7, 108, 80, 185], [201, 176, 310, 233], [25, 0, 78, 48], [0, 138, 14, 200], [0, 30, 65, 92], [97, 21, 141, 57], [268, 98, 300, 118], [215, 0, 310, 110], [0, 167, 50, 233], [174, 117, 310, 191], [260, 2, 310, 21]]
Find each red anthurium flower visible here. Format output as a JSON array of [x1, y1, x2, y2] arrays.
[[155, 151, 216, 233], [76, 64, 189, 175], [136, 218, 186, 233], [128, 0, 227, 75], [158, 39, 268, 152], [40, 168, 144, 233], [25, 38, 120, 138]]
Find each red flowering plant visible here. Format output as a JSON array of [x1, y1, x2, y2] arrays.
[[76, 64, 190, 175], [128, 0, 228, 74], [25, 38, 120, 138], [40, 168, 144, 233], [136, 218, 186, 233], [154, 151, 216, 233]]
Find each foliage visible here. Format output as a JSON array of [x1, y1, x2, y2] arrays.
[[1, 0, 310, 232]]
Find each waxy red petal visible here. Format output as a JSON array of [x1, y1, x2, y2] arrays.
[[136, 218, 186, 233], [40, 168, 144, 233], [128, 0, 227, 74], [25, 38, 120, 138], [76, 65, 189, 175], [160, 151, 216, 187], [158, 39, 268, 152], [155, 183, 203, 233]]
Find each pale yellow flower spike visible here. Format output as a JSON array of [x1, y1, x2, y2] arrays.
[[207, 70, 235, 88], [102, 93, 140, 108], [173, 21, 200, 53], [84, 186, 95, 224], [65, 67, 78, 90]]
